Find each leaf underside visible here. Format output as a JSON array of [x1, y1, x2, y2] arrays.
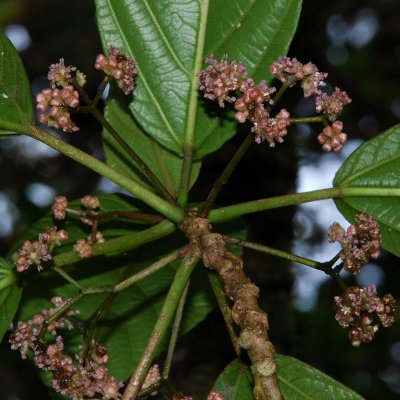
[[95, 0, 303, 195], [333, 124, 400, 256]]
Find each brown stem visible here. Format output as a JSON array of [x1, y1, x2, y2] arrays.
[[180, 214, 283, 400], [65, 207, 165, 223]]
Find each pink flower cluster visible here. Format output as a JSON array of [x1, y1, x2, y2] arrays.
[[198, 55, 291, 147], [334, 285, 396, 346], [53, 195, 69, 220], [9, 298, 123, 399], [317, 120, 347, 152], [95, 45, 137, 95], [197, 54, 248, 107], [36, 85, 80, 132], [14, 226, 68, 272], [328, 212, 381, 274], [269, 56, 327, 97], [269, 56, 351, 152], [36, 58, 86, 133]]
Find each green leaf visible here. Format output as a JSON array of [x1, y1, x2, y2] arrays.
[[213, 356, 363, 400], [196, 0, 303, 159], [95, 0, 302, 159], [0, 257, 22, 342], [333, 124, 400, 256], [104, 89, 201, 196], [212, 359, 254, 399], [277, 355, 364, 399], [0, 32, 34, 132]]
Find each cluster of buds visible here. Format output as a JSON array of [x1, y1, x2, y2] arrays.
[[315, 87, 351, 121], [14, 226, 68, 272], [269, 56, 351, 152], [269, 56, 327, 96], [73, 231, 105, 259], [317, 120, 347, 152], [36, 58, 86, 133], [36, 85, 80, 132], [198, 55, 351, 151], [328, 212, 381, 274], [10, 298, 123, 399], [334, 285, 396, 346], [51, 195, 106, 259], [198, 55, 290, 147], [197, 54, 248, 106], [53, 195, 69, 220], [95, 45, 137, 95]]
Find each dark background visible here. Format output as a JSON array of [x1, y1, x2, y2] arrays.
[[1, 0, 400, 399]]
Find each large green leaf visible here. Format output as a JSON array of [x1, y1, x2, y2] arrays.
[[95, 0, 302, 160], [213, 357, 363, 399], [104, 89, 201, 197], [333, 124, 400, 256], [0, 257, 22, 341], [0, 32, 34, 132]]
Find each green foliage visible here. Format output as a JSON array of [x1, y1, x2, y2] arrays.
[[333, 124, 400, 256], [103, 89, 201, 196], [213, 357, 364, 400], [0, 257, 22, 341], [94, 0, 302, 176], [0, 31, 34, 133], [12, 192, 244, 380]]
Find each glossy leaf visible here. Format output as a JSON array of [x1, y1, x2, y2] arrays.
[[333, 124, 400, 256], [0, 32, 34, 132], [103, 89, 201, 196], [0, 257, 22, 341], [95, 0, 302, 160], [213, 356, 363, 399]]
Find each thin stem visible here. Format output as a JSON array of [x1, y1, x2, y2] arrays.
[[208, 187, 400, 223], [208, 271, 240, 356], [200, 132, 254, 217], [65, 207, 164, 223], [93, 75, 111, 107], [45, 294, 84, 325], [53, 220, 176, 267], [27, 126, 185, 222], [177, 146, 194, 207], [162, 280, 190, 380], [122, 257, 197, 400], [226, 236, 347, 288], [177, 0, 210, 207], [53, 266, 85, 290], [74, 84, 176, 204], [114, 248, 184, 293], [270, 81, 291, 108], [224, 236, 320, 269], [81, 292, 117, 363], [290, 116, 324, 124]]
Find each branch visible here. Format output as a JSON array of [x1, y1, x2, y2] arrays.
[[208, 187, 400, 223], [200, 132, 254, 217], [181, 215, 283, 400], [26, 126, 185, 223], [122, 256, 197, 400], [53, 220, 176, 267]]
